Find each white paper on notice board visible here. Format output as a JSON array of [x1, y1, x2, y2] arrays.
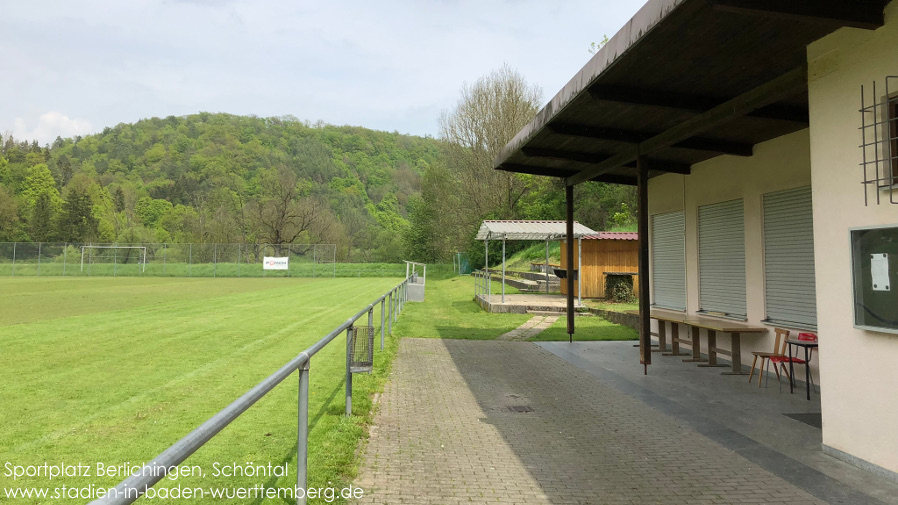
[[871, 253, 890, 291]]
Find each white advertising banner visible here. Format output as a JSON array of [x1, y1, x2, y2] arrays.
[[263, 256, 289, 270]]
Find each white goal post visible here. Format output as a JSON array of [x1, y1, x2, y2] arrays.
[[81, 246, 147, 272]]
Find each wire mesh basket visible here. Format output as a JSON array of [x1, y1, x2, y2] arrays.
[[349, 325, 374, 373]]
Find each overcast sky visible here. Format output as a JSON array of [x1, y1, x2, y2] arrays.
[[1, 0, 644, 145]]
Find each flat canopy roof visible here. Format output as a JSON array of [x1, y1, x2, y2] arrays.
[[494, 0, 887, 186], [476, 220, 598, 241]]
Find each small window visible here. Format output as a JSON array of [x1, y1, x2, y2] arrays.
[[859, 78, 898, 205]]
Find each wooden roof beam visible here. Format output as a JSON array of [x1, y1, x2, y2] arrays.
[[522, 147, 605, 165], [622, 160, 690, 175], [522, 147, 692, 174], [498, 163, 638, 185], [498, 163, 575, 178], [710, 0, 885, 30], [566, 64, 808, 186], [546, 124, 753, 157], [587, 85, 809, 125]]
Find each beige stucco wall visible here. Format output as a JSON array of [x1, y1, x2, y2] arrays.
[[648, 129, 814, 374], [806, 1, 898, 475]]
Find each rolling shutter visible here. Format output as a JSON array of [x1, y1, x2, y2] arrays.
[[698, 199, 746, 317], [652, 211, 686, 310], [763, 186, 816, 328]]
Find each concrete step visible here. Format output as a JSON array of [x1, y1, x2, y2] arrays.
[[489, 274, 560, 293], [527, 309, 594, 317]]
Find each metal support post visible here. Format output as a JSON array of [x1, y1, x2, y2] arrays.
[[485, 238, 491, 304], [501, 235, 506, 303], [345, 327, 353, 416], [213, 244, 217, 277], [380, 299, 385, 349], [37, 242, 42, 277], [545, 239, 550, 294], [63, 244, 67, 277], [389, 292, 394, 334], [163, 244, 167, 276], [297, 358, 310, 505], [113, 244, 117, 277], [578, 237, 582, 307], [188, 244, 192, 277]]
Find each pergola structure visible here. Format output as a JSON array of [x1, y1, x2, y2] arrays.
[[475, 220, 597, 306], [493, 0, 888, 371]]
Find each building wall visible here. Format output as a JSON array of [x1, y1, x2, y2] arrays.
[[560, 239, 639, 298], [806, 0, 898, 475], [647, 129, 814, 378]]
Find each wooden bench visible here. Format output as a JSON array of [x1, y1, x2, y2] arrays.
[[633, 309, 767, 375], [683, 315, 767, 375], [628, 309, 685, 355]]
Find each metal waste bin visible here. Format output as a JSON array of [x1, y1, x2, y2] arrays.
[[349, 325, 374, 373]]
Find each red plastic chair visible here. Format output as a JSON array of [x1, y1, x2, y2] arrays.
[[769, 332, 817, 392]]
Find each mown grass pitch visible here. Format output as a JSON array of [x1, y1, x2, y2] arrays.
[[0, 276, 401, 504]]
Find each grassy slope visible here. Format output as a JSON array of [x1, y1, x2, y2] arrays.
[[395, 274, 636, 342], [584, 299, 640, 313], [0, 277, 402, 504]]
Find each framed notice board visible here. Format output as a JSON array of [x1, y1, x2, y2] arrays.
[[851, 225, 898, 333]]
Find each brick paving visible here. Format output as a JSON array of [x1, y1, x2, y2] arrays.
[[353, 339, 826, 505]]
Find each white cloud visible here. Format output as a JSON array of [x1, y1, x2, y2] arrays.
[[0, 0, 644, 139], [13, 112, 94, 145]]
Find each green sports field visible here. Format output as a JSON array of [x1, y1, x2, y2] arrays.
[[0, 276, 402, 504]]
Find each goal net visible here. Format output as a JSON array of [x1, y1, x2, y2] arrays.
[[81, 246, 147, 275]]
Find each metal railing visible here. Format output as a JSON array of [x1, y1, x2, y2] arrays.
[[473, 269, 491, 303], [88, 278, 410, 505]]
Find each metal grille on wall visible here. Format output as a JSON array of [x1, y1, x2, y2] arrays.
[[860, 77, 898, 205]]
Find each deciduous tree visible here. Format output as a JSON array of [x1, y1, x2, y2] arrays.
[[250, 167, 320, 248], [438, 64, 542, 219]]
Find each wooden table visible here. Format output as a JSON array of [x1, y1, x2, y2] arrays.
[[786, 339, 818, 400], [634, 309, 767, 375]]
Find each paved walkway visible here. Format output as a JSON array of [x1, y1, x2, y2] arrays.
[[354, 339, 898, 504], [497, 315, 559, 341]]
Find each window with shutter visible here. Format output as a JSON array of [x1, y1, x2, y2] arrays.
[[651, 211, 686, 311], [763, 186, 816, 328], [698, 199, 746, 318]]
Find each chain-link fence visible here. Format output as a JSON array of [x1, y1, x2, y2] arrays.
[[0, 243, 406, 278]]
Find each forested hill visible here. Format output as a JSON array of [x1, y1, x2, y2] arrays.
[[0, 113, 442, 261]]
